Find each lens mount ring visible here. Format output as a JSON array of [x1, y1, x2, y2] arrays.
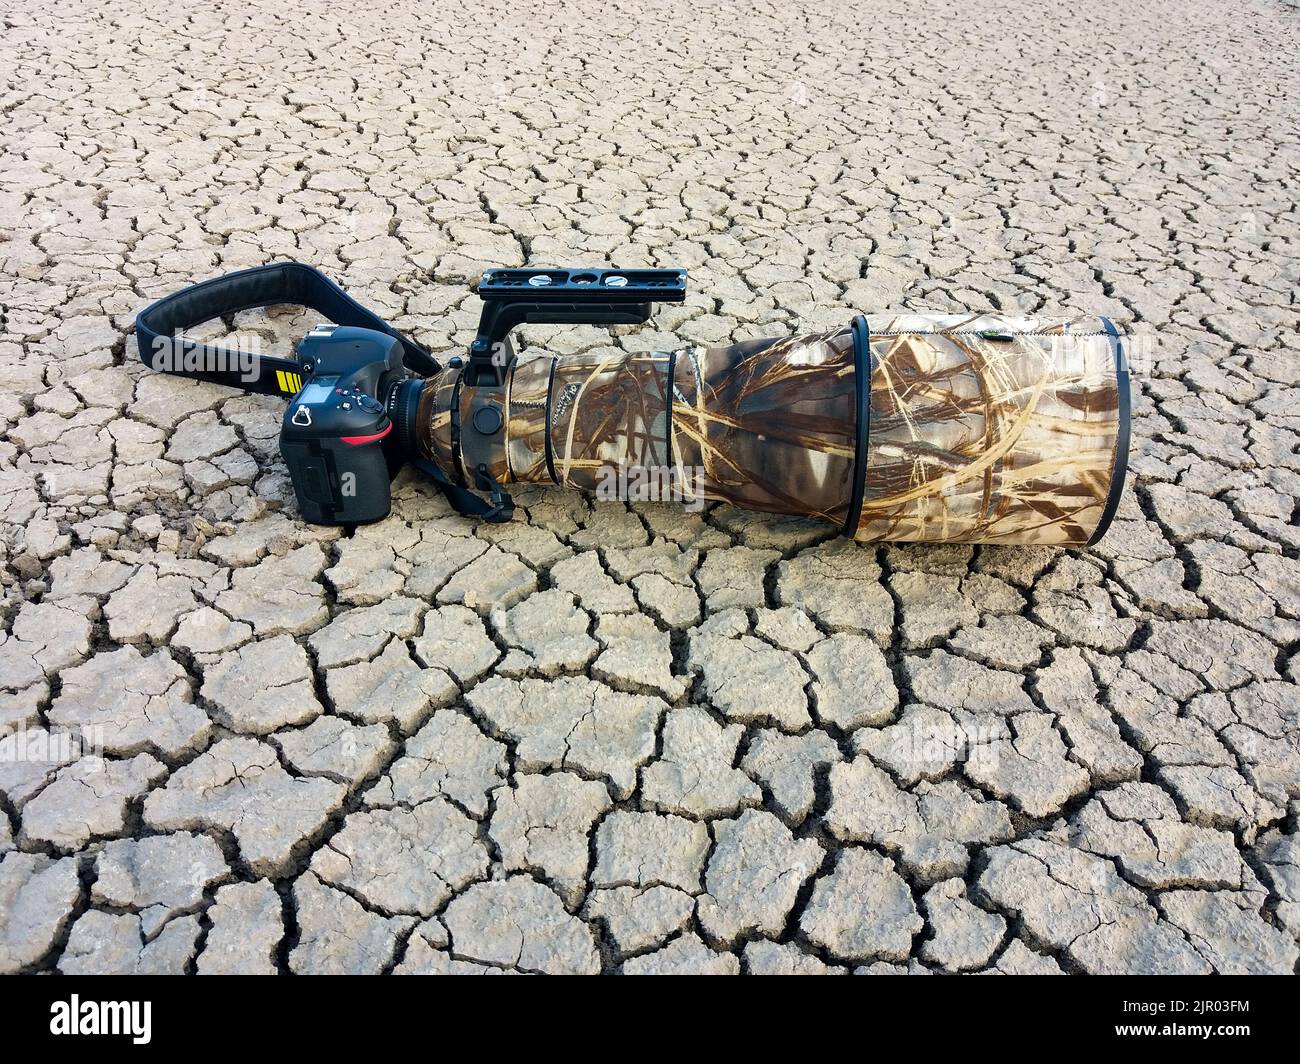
[[389, 377, 425, 463]]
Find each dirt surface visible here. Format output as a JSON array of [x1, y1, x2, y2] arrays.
[[1, 0, 1297, 974]]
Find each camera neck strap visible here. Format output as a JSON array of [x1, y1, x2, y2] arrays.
[[135, 261, 440, 396]]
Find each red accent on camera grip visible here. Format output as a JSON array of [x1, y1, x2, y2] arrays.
[[341, 423, 393, 446]]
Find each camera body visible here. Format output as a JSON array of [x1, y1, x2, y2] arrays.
[[279, 324, 407, 524], [274, 268, 693, 525], [138, 262, 688, 528]]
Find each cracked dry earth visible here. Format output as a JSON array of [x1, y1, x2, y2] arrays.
[[0, 0, 1298, 978]]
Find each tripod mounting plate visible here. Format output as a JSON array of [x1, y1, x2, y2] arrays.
[[467, 267, 688, 386]]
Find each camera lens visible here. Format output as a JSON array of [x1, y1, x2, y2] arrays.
[[390, 377, 426, 462]]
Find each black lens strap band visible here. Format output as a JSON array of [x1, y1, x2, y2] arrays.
[[448, 370, 468, 489], [543, 355, 560, 487], [664, 347, 677, 477], [842, 314, 872, 537], [135, 261, 440, 396], [1086, 317, 1131, 547]]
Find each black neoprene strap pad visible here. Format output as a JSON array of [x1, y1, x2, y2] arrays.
[[135, 261, 439, 396]]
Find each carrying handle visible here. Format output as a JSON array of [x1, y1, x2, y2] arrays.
[[135, 261, 440, 396], [466, 267, 688, 386]]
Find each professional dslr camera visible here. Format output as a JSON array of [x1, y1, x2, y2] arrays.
[[137, 261, 1129, 547], [281, 266, 689, 526]]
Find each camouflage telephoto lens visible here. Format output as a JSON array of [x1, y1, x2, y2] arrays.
[[852, 316, 1128, 546], [413, 314, 1129, 547]]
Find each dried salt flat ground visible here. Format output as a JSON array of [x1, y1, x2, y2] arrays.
[[0, 0, 1298, 976]]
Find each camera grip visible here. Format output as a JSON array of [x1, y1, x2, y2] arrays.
[[281, 434, 393, 525]]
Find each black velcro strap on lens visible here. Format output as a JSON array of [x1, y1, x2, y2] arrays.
[[543, 355, 559, 486], [842, 314, 871, 537], [1087, 317, 1131, 547], [135, 261, 440, 396]]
